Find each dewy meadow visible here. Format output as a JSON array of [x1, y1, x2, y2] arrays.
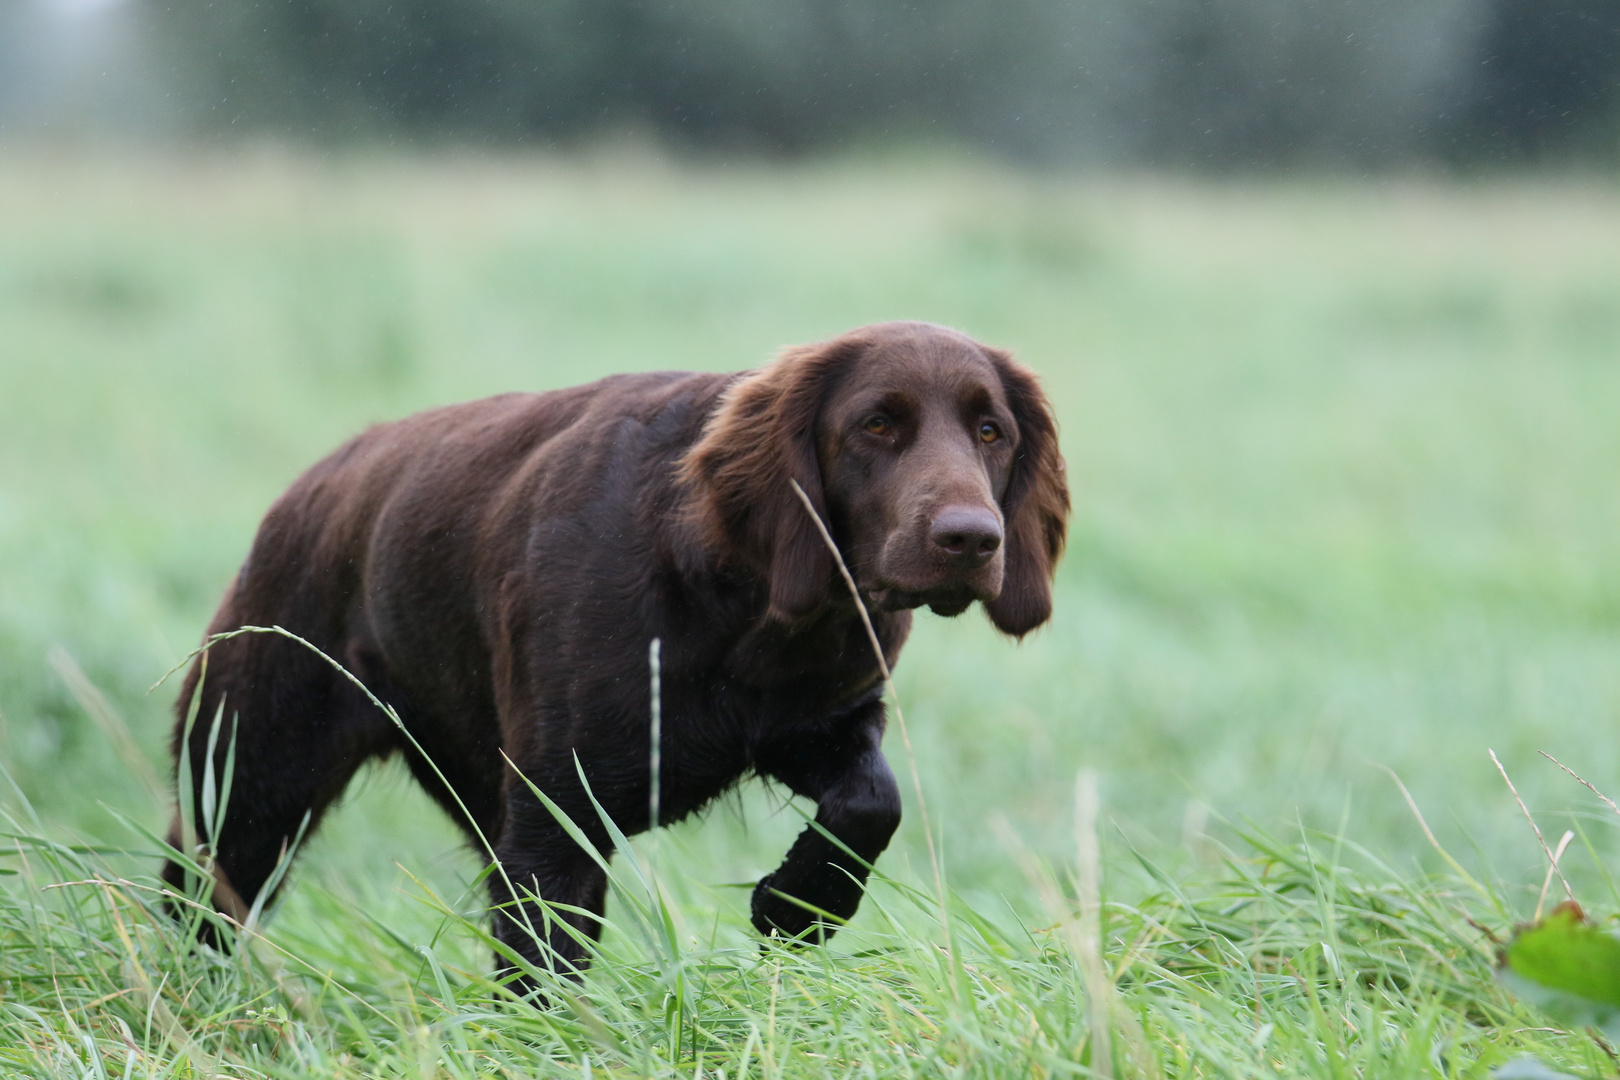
[[3, 149, 1620, 1076]]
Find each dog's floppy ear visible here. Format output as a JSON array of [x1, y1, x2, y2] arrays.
[[983, 349, 1070, 638], [681, 340, 857, 623]]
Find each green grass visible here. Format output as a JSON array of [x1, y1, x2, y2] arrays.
[[3, 146, 1620, 1074]]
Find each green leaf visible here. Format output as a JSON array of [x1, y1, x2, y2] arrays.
[[1499, 901, 1620, 1035]]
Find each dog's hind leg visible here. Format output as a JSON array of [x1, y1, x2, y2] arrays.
[[161, 629, 395, 941]]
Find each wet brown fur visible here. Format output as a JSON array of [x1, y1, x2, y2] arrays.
[[162, 320, 1069, 987]]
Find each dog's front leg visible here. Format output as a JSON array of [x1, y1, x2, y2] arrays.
[[489, 783, 611, 991], [752, 720, 902, 942]]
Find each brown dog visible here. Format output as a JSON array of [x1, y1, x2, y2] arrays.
[[162, 321, 1069, 984]]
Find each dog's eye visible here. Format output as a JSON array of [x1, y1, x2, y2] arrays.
[[864, 416, 891, 436], [979, 421, 1001, 444]]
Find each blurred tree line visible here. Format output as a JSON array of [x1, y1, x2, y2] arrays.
[[127, 0, 1620, 164]]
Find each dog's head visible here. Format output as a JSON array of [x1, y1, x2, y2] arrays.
[[681, 321, 1069, 637]]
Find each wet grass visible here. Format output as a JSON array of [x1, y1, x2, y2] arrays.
[[3, 147, 1620, 1074]]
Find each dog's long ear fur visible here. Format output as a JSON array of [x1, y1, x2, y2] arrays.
[[681, 341, 858, 622], [983, 350, 1069, 638]]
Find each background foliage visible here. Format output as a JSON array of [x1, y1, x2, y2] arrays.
[[142, 0, 1620, 163], [7, 0, 1620, 164]]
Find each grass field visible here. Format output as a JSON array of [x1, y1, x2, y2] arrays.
[[3, 147, 1620, 1075]]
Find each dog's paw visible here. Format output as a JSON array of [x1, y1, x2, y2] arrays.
[[750, 874, 828, 943]]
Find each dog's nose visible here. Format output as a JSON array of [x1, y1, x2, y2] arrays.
[[930, 506, 1002, 563]]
